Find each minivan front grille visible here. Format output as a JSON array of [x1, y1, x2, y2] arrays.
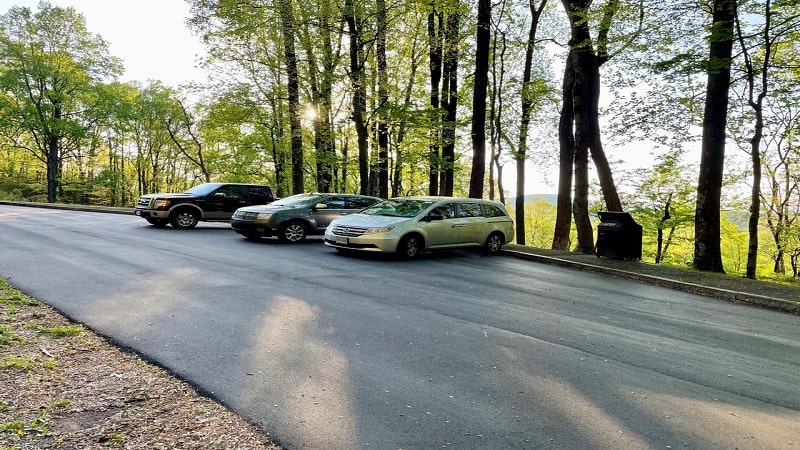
[[332, 225, 366, 237]]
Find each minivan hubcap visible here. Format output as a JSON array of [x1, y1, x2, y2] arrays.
[[405, 238, 419, 257], [488, 235, 502, 252]]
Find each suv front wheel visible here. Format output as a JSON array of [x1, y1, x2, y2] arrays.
[[170, 209, 199, 229]]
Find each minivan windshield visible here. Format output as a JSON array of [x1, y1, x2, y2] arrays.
[[362, 199, 435, 217]]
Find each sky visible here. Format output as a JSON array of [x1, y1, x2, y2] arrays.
[[0, 0, 207, 85]]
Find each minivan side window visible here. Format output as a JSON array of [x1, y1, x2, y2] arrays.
[[458, 202, 483, 218], [483, 204, 508, 218], [434, 203, 458, 219]]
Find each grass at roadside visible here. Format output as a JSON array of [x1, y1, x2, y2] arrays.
[[0, 279, 280, 449]]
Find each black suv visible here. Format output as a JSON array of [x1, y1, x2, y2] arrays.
[[134, 183, 275, 229]]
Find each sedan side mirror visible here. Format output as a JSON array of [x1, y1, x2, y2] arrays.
[[314, 203, 328, 210]]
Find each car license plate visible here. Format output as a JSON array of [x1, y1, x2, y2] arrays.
[[335, 237, 348, 245]]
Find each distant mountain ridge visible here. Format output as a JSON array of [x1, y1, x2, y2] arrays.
[[506, 194, 558, 206]]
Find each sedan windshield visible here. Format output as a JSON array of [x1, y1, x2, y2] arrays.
[[362, 199, 434, 217], [271, 193, 326, 207]]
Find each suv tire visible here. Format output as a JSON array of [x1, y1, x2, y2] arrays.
[[170, 209, 199, 229], [279, 221, 307, 243]]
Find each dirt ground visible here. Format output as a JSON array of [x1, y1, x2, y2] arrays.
[[0, 279, 281, 449]]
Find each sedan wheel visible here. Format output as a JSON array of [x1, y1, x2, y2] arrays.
[[396, 234, 422, 259], [279, 221, 307, 242], [483, 232, 504, 255], [170, 210, 199, 229]]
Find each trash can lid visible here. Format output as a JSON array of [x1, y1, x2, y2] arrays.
[[598, 211, 637, 224]]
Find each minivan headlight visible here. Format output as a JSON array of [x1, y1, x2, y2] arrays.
[[364, 226, 395, 234]]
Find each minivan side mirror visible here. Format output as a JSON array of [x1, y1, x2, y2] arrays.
[[426, 211, 443, 221]]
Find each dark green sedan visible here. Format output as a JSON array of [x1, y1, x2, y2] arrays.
[[231, 193, 382, 243]]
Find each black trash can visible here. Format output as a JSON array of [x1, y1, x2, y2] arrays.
[[596, 211, 642, 260]]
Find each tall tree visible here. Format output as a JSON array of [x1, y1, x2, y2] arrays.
[[516, 0, 549, 245], [439, 4, 460, 196], [557, 0, 626, 253], [694, 0, 737, 273], [345, 0, 370, 195], [278, 0, 304, 194], [0, 3, 121, 202], [164, 96, 211, 182], [734, 0, 800, 278], [297, 0, 341, 193], [469, 0, 491, 198], [427, 5, 443, 195], [552, 51, 576, 251], [376, 0, 390, 199]]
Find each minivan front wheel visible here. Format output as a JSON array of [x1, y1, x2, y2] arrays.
[[396, 234, 423, 259], [483, 232, 504, 255]]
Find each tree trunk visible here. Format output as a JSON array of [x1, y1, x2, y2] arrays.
[[562, 0, 622, 213], [514, 0, 549, 244], [427, 9, 443, 196], [278, 0, 304, 194], [469, 0, 490, 199], [694, 0, 736, 273], [439, 8, 459, 196], [393, 34, 420, 197], [47, 133, 59, 203], [656, 192, 672, 264], [302, 24, 334, 193], [345, 0, 370, 195], [572, 132, 595, 254], [552, 51, 575, 251], [376, 0, 389, 199], [740, 0, 772, 279]]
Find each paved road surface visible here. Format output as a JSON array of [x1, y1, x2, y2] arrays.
[[1, 205, 798, 449]]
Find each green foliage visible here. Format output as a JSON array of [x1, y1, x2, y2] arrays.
[[0, 2, 123, 202], [99, 433, 126, 446], [0, 411, 48, 437], [0, 355, 36, 372], [39, 325, 83, 338], [0, 326, 24, 346], [50, 399, 70, 409]]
